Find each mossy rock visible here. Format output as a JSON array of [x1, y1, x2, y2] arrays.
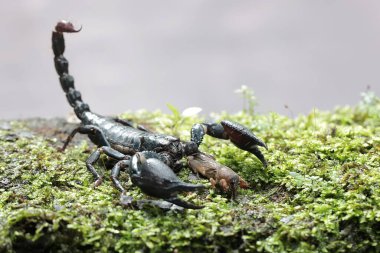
[[0, 92, 379, 253]]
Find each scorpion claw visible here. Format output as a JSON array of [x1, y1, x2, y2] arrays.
[[127, 152, 205, 209], [165, 197, 204, 209], [55, 20, 82, 33], [221, 120, 268, 165], [168, 182, 205, 192]]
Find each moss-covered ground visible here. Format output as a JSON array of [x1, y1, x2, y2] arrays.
[[0, 92, 379, 253]]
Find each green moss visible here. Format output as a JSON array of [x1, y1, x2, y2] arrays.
[[1, 92, 379, 252]]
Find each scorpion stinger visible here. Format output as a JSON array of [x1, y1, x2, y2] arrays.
[[52, 20, 269, 208], [55, 20, 82, 33]]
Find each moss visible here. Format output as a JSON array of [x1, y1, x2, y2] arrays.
[[0, 92, 379, 252]]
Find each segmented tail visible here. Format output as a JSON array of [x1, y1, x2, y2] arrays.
[[52, 21, 90, 120]]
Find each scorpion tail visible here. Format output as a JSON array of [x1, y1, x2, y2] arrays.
[[52, 20, 90, 120]]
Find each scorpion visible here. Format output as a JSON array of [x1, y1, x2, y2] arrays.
[[52, 20, 268, 209]]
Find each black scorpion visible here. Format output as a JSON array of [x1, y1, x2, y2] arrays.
[[52, 21, 268, 209]]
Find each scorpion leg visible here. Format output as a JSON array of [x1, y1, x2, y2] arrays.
[[111, 159, 130, 192], [61, 125, 110, 151], [191, 120, 268, 167], [87, 146, 127, 187]]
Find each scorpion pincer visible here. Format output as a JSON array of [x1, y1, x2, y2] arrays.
[[52, 20, 268, 209]]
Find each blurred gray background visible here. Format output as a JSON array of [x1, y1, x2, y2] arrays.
[[1, 1, 379, 119]]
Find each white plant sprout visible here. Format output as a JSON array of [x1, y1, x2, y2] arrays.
[[182, 107, 202, 117]]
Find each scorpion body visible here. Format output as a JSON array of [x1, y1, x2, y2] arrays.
[[76, 112, 193, 166], [52, 21, 268, 209]]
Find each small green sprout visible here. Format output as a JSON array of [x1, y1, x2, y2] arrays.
[[235, 85, 258, 115]]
